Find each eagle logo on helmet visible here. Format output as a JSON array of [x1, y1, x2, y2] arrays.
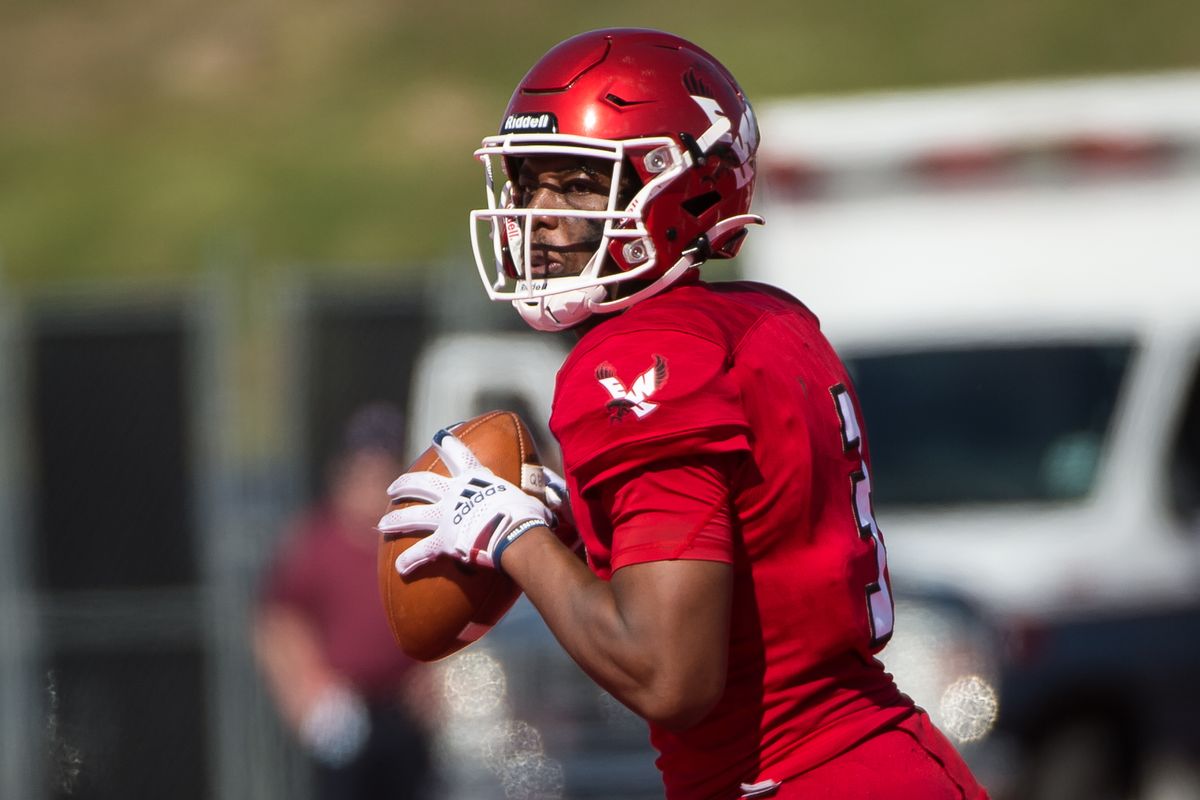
[[595, 355, 669, 421], [683, 69, 715, 99]]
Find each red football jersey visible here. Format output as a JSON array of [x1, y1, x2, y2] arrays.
[[549, 280, 913, 798]]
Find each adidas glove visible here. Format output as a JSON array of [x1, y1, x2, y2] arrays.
[[380, 430, 553, 575]]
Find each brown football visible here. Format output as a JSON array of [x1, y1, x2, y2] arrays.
[[377, 410, 544, 662]]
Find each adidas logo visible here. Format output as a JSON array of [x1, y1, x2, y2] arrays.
[[453, 477, 507, 525]]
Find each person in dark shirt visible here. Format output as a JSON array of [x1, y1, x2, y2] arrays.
[[255, 404, 434, 800]]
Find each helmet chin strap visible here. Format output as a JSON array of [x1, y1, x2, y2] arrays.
[[512, 245, 608, 332], [707, 213, 766, 253], [512, 214, 764, 332], [513, 283, 608, 332], [588, 214, 765, 314]]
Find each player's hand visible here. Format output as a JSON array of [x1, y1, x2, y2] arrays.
[[379, 430, 553, 575], [542, 466, 583, 555]]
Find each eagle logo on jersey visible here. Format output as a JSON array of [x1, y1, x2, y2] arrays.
[[594, 355, 669, 421]]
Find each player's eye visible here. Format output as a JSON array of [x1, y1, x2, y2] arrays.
[[561, 173, 611, 210], [515, 180, 538, 204], [564, 179, 598, 195]]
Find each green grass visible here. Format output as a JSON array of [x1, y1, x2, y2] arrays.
[[1, 0, 1197, 287]]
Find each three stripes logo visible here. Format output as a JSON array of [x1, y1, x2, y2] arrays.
[[454, 477, 509, 565], [453, 477, 507, 525]]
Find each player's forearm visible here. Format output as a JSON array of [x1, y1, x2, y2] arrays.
[[502, 527, 727, 729], [503, 528, 674, 719]]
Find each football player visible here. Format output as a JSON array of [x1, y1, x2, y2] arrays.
[[380, 28, 989, 799]]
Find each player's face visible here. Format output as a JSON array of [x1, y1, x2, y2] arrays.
[[516, 156, 616, 278]]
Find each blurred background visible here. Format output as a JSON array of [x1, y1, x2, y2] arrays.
[[1, 1, 1198, 799]]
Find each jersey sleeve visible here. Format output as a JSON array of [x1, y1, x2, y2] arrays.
[[598, 453, 738, 571], [551, 328, 752, 494]]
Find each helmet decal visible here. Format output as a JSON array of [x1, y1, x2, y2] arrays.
[[501, 112, 558, 134], [683, 69, 716, 99], [689, 95, 733, 156]]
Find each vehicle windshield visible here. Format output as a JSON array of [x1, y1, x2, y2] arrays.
[[844, 343, 1132, 507]]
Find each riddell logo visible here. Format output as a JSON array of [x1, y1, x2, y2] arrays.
[[502, 112, 558, 134]]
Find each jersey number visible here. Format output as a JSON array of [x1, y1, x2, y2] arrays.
[[831, 384, 894, 646]]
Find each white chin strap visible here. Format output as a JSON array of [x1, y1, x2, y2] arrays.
[[513, 283, 609, 332], [510, 213, 765, 332]]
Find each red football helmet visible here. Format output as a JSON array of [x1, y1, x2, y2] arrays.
[[470, 28, 763, 331]]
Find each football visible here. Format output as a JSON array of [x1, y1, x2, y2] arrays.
[[377, 410, 545, 662]]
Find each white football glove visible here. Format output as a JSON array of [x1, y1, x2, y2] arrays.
[[379, 430, 553, 575]]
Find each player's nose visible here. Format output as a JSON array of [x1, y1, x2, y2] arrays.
[[527, 187, 563, 230]]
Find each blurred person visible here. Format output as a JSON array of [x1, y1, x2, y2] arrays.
[[255, 403, 433, 800], [379, 28, 987, 800]]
